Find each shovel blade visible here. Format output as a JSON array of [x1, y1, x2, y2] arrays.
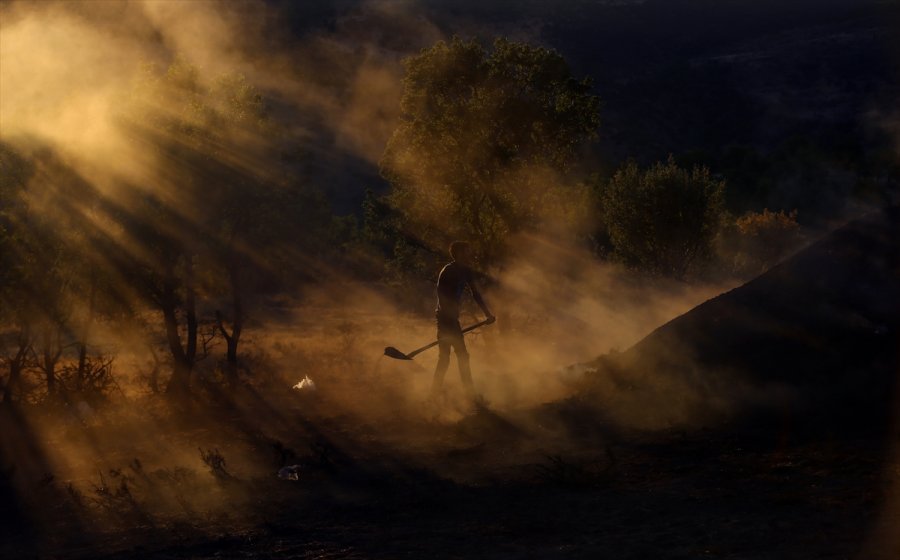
[[384, 346, 412, 360]]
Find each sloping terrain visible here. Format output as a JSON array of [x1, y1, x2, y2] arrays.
[[585, 206, 900, 434], [2, 210, 899, 559]]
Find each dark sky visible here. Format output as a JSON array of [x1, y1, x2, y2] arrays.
[[259, 0, 900, 216]]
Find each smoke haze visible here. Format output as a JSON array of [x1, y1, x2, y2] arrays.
[[10, 2, 870, 552]]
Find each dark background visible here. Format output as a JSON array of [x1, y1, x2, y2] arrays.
[[265, 0, 900, 222]]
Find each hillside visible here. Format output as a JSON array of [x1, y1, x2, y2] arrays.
[[585, 205, 900, 433]]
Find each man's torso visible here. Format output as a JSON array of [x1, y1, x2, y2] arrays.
[[436, 262, 470, 319]]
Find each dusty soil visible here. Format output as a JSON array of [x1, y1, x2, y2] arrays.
[[3, 388, 899, 560], [3, 209, 898, 559]]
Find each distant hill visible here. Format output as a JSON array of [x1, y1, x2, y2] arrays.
[[265, 0, 899, 219], [584, 205, 900, 433]]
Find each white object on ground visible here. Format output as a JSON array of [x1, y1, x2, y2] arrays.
[[278, 465, 302, 480], [292, 375, 316, 391]]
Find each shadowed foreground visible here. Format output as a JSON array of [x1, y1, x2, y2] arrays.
[[3, 400, 892, 560], [2, 209, 899, 559]]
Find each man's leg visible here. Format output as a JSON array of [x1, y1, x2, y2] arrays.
[[431, 339, 451, 397], [453, 336, 476, 399]]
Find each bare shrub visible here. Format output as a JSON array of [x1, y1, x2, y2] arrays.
[[91, 468, 148, 524], [199, 448, 231, 480], [56, 353, 119, 403]]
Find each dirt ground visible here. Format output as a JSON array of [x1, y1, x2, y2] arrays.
[[2, 250, 899, 560], [3, 380, 899, 560]]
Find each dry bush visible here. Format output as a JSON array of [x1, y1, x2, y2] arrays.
[[58, 354, 118, 402], [721, 208, 802, 276], [90, 468, 148, 525], [199, 448, 231, 481]]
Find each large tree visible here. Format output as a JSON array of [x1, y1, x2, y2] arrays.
[[380, 37, 601, 265]]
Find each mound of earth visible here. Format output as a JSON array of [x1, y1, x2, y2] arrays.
[[584, 206, 900, 433]]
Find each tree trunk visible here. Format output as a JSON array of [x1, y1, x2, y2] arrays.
[[75, 342, 87, 392], [166, 358, 192, 397], [39, 326, 62, 398], [3, 360, 22, 404], [3, 330, 31, 404], [184, 256, 198, 365], [164, 256, 199, 397], [76, 270, 97, 392], [147, 345, 161, 394], [216, 257, 243, 389], [163, 272, 189, 396], [43, 331, 55, 397], [162, 297, 189, 395]]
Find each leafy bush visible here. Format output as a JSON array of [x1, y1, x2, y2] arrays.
[[600, 156, 726, 279]]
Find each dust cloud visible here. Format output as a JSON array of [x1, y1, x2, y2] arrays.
[[0, 0, 428, 179], [0, 0, 745, 545]]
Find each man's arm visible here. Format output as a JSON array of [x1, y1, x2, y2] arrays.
[[468, 277, 495, 324]]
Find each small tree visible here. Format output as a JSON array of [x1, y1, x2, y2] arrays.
[[0, 143, 37, 403], [115, 57, 209, 396], [600, 156, 726, 279], [1, 142, 130, 403], [122, 56, 331, 394], [380, 37, 600, 268]]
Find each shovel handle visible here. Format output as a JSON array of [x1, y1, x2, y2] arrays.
[[405, 318, 493, 359], [461, 317, 494, 334]]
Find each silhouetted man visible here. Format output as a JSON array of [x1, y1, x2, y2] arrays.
[[431, 241, 495, 400]]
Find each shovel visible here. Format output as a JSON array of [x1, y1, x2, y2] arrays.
[[384, 318, 493, 360]]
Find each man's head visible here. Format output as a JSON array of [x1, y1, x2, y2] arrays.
[[449, 241, 472, 264]]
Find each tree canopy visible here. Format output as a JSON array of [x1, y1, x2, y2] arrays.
[[380, 37, 601, 265], [600, 156, 726, 279]]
